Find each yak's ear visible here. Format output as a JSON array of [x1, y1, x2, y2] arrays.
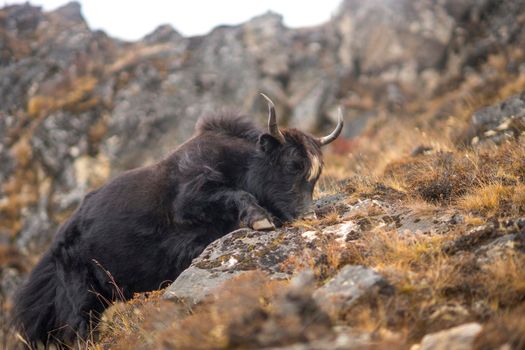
[[258, 133, 281, 153]]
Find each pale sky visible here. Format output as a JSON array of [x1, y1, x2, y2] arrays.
[[3, 0, 342, 41]]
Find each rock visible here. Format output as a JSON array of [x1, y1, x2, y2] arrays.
[[396, 209, 463, 235], [289, 78, 336, 131], [162, 226, 308, 304], [313, 193, 349, 214], [313, 265, 393, 314], [443, 221, 499, 255], [475, 231, 525, 265], [163, 226, 304, 301], [411, 145, 434, 156], [418, 322, 482, 350], [226, 270, 333, 348], [443, 218, 525, 255], [266, 328, 372, 350], [163, 267, 244, 305], [143, 24, 182, 44], [0, 246, 28, 300], [340, 197, 460, 236], [163, 193, 363, 304], [255, 271, 332, 346], [322, 222, 360, 243], [0, 115, 15, 186], [0, 267, 24, 303], [463, 92, 525, 147]]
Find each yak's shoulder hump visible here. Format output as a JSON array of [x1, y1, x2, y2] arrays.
[[195, 112, 261, 142]]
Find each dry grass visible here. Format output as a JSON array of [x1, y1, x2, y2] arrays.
[[324, 227, 525, 343], [358, 229, 449, 271], [27, 75, 99, 118], [290, 209, 341, 231], [384, 151, 477, 203], [95, 272, 333, 350], [279, 194, 524, 344], [377, 141, 525, 220], [458, 184, 514, 216], [473, 304, 525, 350], [95, 289, 169, 349], [481, 252, 525, 307]]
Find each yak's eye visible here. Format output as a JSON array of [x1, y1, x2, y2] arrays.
[[286, 160, 304, 173]]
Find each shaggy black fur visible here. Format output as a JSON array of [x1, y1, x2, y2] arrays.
[[12, 112, 324, 347]]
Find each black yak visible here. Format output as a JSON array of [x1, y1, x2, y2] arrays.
[[13, 94, 343, 347]]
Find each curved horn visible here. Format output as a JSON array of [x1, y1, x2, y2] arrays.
[[318, 107, 344, 146], [260, 93, 285, 144]]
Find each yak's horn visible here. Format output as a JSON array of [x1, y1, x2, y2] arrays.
[[260, 93, 285, 144], [318, 107, 344, 146]]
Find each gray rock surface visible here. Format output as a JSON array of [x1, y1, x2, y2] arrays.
[[313, 265, 393, 314], [416, 322, 483, 350], [163, 267, 243, 305], [164, 191, 455, 305], [466, 91, 525, 147], [163, 227, 307, 303], [475, 228, 525, 264], [443, 217, 525, 256]]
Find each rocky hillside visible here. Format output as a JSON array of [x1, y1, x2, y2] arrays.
[[95, 91, 525, 349], [1, 0, 525, 349]]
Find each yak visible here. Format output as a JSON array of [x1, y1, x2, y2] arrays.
[[12, 94, 343, 347]]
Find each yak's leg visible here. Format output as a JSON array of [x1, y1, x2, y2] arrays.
[[210, 189, 275, 230]]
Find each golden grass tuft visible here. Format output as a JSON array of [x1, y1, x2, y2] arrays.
[[378, 140, 525, 218], [458, 184, 514, 216], [482, 252, 525, 307], [96, 289, 171, 349], [358, 229, 450, 272], [384, 151, 477, 203]]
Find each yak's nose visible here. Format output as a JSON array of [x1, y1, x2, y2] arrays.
[[300, 196, 316, 219]]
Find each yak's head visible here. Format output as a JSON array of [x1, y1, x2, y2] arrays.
[[248, 94, 344, 224]]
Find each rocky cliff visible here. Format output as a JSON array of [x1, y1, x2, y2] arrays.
[[1, 0, 525, 349]]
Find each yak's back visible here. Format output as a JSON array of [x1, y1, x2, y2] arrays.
[[195, 111, 261, 143]]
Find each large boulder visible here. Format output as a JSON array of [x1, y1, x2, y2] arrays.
[[163, 227, 311, 304]]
